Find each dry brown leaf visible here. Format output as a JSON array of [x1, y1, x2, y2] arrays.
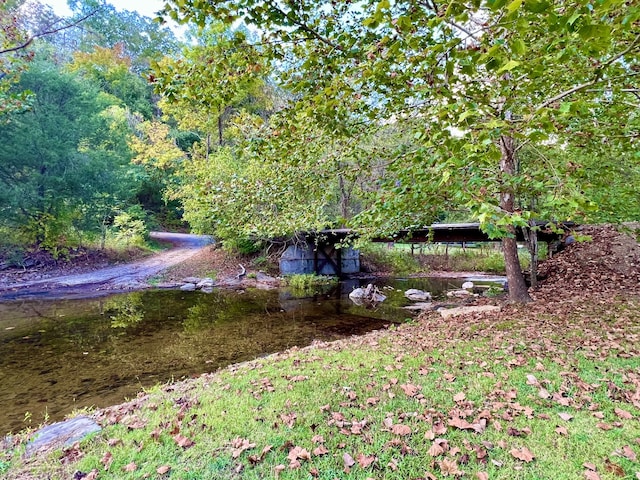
[[343, 452, 356, 469], [539, 387, 551, 399], [614, 408, 633, 420], [439, 458, 463, 476], [605, 458, 625, 477], [449, 417, 475, 430], [100, 451, 113, 471], [390, 424, 412, 436], [622, 445, 637, 461], [313, 445, 329, 456], [526, 374, 540, 386], [597, 422, 613, 431], [156, 465, 171, 474], [424, 429, 435, 440], [84, 470, 99, 480], [555, 426, 569, 436], [123, 462, 137, 472], [453, 392, 466, 402], [428, 441, 446, 457], [274, 464, 286, 477], [106, 438, 122, 447], [584, 470, 601, 480], [311, 435, 324, 444], [173, 434, 194, 449], [356, 453, 376, 468], [583, 462, 597, 471], [400, 384, 420, 397], [558, 412, 574, 421], [288, 446, 311, 462], [510, 447, 535, 462], [477, 472, 489, 480]]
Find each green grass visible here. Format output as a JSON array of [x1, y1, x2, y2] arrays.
[[3, 296, 639, 479]]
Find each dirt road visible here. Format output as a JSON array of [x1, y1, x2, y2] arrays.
[[0, 232, 212, 301]]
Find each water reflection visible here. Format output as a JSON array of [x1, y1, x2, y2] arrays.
[[0, 276, 496, 435]]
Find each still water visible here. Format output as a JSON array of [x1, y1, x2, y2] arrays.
[[0, 277, 481, 435]]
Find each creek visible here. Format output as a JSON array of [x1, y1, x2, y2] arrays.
[[0, 276, 502, 435]]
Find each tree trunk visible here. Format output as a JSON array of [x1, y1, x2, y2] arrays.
[[499, 135, 532, 303], [218, 114, 223, 146]]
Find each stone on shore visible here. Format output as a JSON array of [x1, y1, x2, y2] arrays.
[[439, 305, 501, 319]]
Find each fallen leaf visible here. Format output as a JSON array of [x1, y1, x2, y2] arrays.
[[274, 464, 286, 477], [622, 445, 637, 461], [526, 374, 539, 386], [477, 472, 489, 480], [555, 426, 569, 436], [172, 434, 194, 449], [510, 447, 535, 462], [558, 412, 574, 421], [597, 422, 613, 431], [614, 408, 633, 420], [156, 465, 171, 474], [449, 417, 475, 430], [539, 387, 551, 399], [231, 437, 256, 458], [583, 463, 597, 471], [400, 384, 420, 397], [123, 462, 137, 472], [439, 458, 463, 476], [605, 458, 625, 477], [311, 435, 324, 444], [313, 445, 329, 456], [287, 446, 311, 464], [100, 451, 113, 471], [584, 470, 601, 480], [428, 441, 445, 457], [106, 438, 122, 447], [343, 452, 356, 469], [453, 392, 466, 402], [390, 424, 412, 436], [356, 453, 376, 468]]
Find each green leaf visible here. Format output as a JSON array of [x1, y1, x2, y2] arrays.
[[511, 39, 526, 55], [497, 60, 520, 73], [507, 0, 523, 14]]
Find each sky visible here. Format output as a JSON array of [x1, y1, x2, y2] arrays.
[[43, 0, 168, 20]]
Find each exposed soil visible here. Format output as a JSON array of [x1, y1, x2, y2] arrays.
[[0, 233, 213, 301]]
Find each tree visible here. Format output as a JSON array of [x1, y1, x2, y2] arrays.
[[163, 0, 640, 302], [68, 43, 154, 118], [152, 23, 271, 154], [67, 0, 179, 71], [0, 59, 138, 251]]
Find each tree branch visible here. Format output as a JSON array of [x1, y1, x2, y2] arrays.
[[534, 33, 640, 111], [0, 9, 99, 56], [263, 0, 343, 51]]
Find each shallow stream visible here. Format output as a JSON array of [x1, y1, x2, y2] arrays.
[[0, 276, 502, 435]]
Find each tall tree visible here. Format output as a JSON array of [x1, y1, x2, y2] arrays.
[[164, 0, 640, 302], [0, 59, 137, 250]]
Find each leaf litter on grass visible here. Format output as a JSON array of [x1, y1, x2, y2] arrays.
[[3, 226, 640, 479]]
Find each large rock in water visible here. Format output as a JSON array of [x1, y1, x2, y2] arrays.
[[349, 284, 386, 305], [404, 289, 432, 301]]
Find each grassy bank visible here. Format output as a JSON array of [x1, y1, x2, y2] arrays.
[[4, 293, 639, 479]]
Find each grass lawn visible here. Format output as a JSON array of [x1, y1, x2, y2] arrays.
[[3, 291, 639, 479]]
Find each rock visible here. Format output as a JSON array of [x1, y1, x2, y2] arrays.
[[462, 281, 474, 290], [403, 302, 434, 311], [439, 305, 501, 319], [405, 289, 432, 301], [349, 287, 367, 299], [25, 416, 101, 457], [180, 283, 197, 291], [349, 284, 386, 305], [447, 289, 472, 298], [182, 277, 201, 284], [200, 286, 214, 294], [196, 277, 215, 288], [256, 272, 278, 283]]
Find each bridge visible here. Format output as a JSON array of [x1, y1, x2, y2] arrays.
[[279, 222, 571, 276]]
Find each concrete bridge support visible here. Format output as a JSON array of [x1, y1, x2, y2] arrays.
[[280, 242, 359, 276]]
